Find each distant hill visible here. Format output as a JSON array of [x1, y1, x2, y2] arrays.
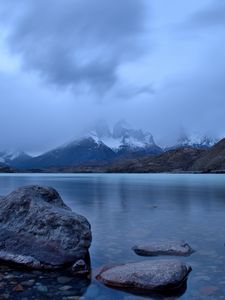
[[191, 138, 225, 172], [104, 147, 206, 173]]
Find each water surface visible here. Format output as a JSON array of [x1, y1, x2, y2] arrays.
[[0, 173, 225, 299]]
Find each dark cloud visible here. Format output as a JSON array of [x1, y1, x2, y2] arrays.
[[0, 0, 146, 94], [0, 0, 225, 153]]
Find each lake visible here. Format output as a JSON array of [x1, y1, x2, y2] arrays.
[[0, 173, 225, 299]]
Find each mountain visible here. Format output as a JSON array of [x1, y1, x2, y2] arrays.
[[90, 120, 162, 157], [0, 122, 221, 172], [105, 147, 206, 173], [18, 137, 117, 169], [14, 122, 162, 169], [2, 137, 224, 173], [106, 138, 225, 174], [169, 133, 217, 150], [191, 138, 225, 172], [0, 150, 31, 167]]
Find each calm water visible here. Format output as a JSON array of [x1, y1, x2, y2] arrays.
[[0, 173, 225, 299]]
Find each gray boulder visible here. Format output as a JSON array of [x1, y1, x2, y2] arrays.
[[133, 240, 194, 257], [97, 260, 191, 294], [0, 185, 92, 270]]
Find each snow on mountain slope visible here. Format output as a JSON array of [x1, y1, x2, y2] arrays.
[[0, 150, 31, 166], [90, 132, 122, 149], [0, 150, 21, 163], [89, 120, 161, 153], [173, 133, 218, 149]]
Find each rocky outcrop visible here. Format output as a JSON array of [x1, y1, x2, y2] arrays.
[[106, 147, 206, 173], [0, 185, 92, 270], [191, 138, 225, 172], [96, 260, 191, 295], [133, 240, 194, 256]]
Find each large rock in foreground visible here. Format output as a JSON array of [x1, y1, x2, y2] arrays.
[[97, 260, 191, 295], [133, 240, 194, 257], [0, 185, 92, 270]]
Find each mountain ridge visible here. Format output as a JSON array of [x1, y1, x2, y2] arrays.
[[0, 122, 220, 170]]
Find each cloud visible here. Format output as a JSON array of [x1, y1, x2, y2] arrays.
[[0, 0, 225, 153], [0, 0, 146, 94], [185, 0, 225, 29]]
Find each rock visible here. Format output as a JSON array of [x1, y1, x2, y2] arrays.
[[71, 259, 89, 275], [0, 282, 6, 289], [20, 280, 35, 287], [133, 240, 194, 257], [59, 285, 72, 291], [35, 283, 48, 293], [96, 260, 191, 294], [57, 276, 72, 284], [0, 185, 92, 269], [4, 274, 15, 280], [13, 284, 24, 292]]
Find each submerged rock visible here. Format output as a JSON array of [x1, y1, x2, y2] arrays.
[[96, 260, 191, 294], [71, 259, 90, 275], [0, 185, 92, 269], [133, 240, 194, 257]]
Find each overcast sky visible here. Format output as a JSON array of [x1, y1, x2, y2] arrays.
[[0, 0, 224, 153]]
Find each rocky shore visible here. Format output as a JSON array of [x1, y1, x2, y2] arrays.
[[0, 185, 194, 299]]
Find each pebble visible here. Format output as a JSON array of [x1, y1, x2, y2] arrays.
[[35, 283, 48, 293], [57, 276, 72, 284], [59, 285, 73, 291], [12, 284, 24, 292], [0, 294, 10, 300], [20, 279, 35, 287], [4, 275, 15, 280]]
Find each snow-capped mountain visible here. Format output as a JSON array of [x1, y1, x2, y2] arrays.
[[89, 120, 162, 155], [170, 133, 218, 150], [13, 121, 162, 169], [0, 150, 32, 167], [1, 123, 218, 170]]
